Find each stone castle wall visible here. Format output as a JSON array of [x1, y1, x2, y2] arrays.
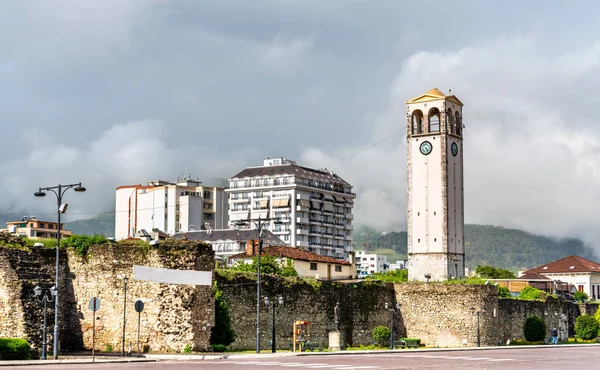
[[0, 242, 215, 353]]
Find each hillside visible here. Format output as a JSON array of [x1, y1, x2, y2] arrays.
[[352, 224, 598, 272]]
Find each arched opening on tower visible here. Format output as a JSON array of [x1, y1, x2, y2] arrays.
[[412, 110, 423, 134], [428, 108, 440, 133], [455, 111, 462, 136], [446, 108, 455, 134]]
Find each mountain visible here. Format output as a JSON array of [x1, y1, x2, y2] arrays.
[[352, 224, 598, 272], [66, 212, 115, 236]]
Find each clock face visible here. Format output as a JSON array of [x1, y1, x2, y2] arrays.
[[420, 141, 433, 155], [451, 142, 458, 156]]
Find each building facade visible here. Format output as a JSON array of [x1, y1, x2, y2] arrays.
[[226, 157, 355, 260], [173, 228, 285, 259], [355, 250, 388, 277], [5, 216, 73, 240], [406, 88, 465, 282], [228, 242, 355, 280], [115, 177, 228, 240]]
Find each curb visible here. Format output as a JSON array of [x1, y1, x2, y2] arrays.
[[0, 359, 156, 367]]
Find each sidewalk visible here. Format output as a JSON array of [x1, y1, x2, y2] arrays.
[[3, 343, 600, 366]]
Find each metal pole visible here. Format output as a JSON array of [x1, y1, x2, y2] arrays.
[[271, 303, 276, 353], [477, 311, 481, 347], [53, 187, 62, 360], [137, 311, 141, 358], [389, 309, 394, 350], [92, 310, 96, 362], [256, 232, 263, 353], [42, 298, 47, 360], [122, 278, 128, 356]]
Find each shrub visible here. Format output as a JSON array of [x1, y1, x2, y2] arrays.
[[210, 282, 236, 346], [183, 344, 192, 354], [575, 315, 599, 340], [0, 338, 32, 360], [104, 344, 113, 352], [63, 234, 107, 257], [519, 286, 543, 300], [211, 344, 227, 352], [574, 291, 589, 302], [523, 315, 546, 341], [399, 338, 422, 346], [372, 326, 390, 347], [475, 265, 516, 279], [498, 286, 510, 298]]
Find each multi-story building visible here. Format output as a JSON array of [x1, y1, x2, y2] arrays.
[[355, 250, 388, 277], [115, 177, 228, 240], [5, 216, 73, 240], [226, 157, 355, 259]]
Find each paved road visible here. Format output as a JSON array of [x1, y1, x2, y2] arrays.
[[11, 346, 600, 369]]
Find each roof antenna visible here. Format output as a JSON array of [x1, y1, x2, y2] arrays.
[[449, 89, 452, 94]]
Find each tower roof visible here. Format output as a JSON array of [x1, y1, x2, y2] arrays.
[[406, 88, 463, 106]]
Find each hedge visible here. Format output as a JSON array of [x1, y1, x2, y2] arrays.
[[0, 338, 32, 360]]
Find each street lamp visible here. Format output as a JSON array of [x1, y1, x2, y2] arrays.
[[122, 276, 129, 357], [34, 182, 86, 359], [471, 307, 486, 347], [33, 285, 57, 360], [385, 302, 400, 349], [264, 296, 284, 353], [233, 216, 282, 353]]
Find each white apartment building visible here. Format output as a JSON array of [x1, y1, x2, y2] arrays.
[[115, 177, 228, 240], [355, 250, 389, 277], [226, 157, 355, 260]]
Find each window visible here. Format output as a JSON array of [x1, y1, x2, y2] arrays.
[[412, 110, 423, 134], [447, 109, 454, 133], [429, 108, 440, 133], [310, 262, 318, 270], [335, 265, 342, 272], [455, 112, 462, 135]]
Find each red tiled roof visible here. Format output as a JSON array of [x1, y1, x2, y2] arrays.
[[229, 245, 351, 265], [526, 255, 600, 274], [517, 271, 550, 280]]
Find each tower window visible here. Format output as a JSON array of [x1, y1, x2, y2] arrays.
[[418, 238, 420, 243], [428, 108, 440, 133], [412, 110, 423, 134], [455, 112, 462, 136], [447, 108, 455, 134], [434, 238, 436, 242]]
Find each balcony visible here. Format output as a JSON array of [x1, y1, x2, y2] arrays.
[[296, 228, 309, 235], [297, 240, 309, 247], [297, 205, 309, 212], [345, 224, 354, 230], [296, 194, 310, 201], [346, 213, 354, 220], [296, 217, 309, 224], [345, 235, 353, 241], [230, 197, 250, 203]]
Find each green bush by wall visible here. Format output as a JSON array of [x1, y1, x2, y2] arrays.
[[0, 338, 32, 360], [372, 326, 390, 347], [575, 315, 599, 340], [523, 316, 546, 342]]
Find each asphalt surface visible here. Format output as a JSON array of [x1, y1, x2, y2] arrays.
[[3, 345, 600, 369]]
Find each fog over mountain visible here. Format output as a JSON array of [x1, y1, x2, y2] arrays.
[[1, 1, 599, 251]]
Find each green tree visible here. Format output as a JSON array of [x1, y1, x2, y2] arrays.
[[366, 269, 408, 282], [575, 315, 599, 340], [372, 326, 390, 347], [210, 282, 236, 346], [475, 265, 516, 279], [280, 258, 298, 277], [519, 286, 543, 300], [498, 286, 510, 298], [523, 315, 546, 342], [573, 291, 589, 302]]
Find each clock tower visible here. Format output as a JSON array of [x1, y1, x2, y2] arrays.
[[406, 88, 465, 282]]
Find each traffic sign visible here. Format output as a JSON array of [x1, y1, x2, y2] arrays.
[[134, 300, 144, 313], [89, 297, 100, 311]]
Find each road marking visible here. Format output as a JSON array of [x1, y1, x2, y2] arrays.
[[488, 358, 514, 362], [464, 357, 492, 361]]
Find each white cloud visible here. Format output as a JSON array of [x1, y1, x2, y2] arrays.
[[263, 33, 315, 72]]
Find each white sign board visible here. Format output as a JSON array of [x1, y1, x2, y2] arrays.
[[134, 265, 212, 286]]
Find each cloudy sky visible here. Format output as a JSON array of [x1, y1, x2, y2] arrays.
[[1, 1, 599, 248]]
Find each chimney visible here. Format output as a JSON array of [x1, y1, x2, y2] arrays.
[[246, 240, 258, 256]]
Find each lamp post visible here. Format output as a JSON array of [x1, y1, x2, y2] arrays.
[[471, 307, 486, 347], [34, 182, 86, 359], [122, 276, 129, 357], [264, 296, 284, 353], [385, 302, 400, 349], [234, 215, 282, 353], [33, 285, 57, 360]]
